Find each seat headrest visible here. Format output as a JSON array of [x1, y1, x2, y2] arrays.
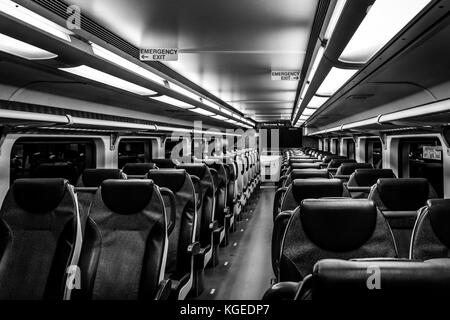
[[147, 169, 187, 192], [290, 169, 329, 180], [292, 179, 343, 204], [309, 259, 450, 298], [300, 199, 377, 252], [426, 199, 450, 248], [377, 178, 430, 211], [353, 169, 395, 187], [122, 163, 156, 175], [327, 159, 356, 169], [82, 169, 124, 187], [291, 163, 321, 170], [151, 159, 177, 168], [336, 163, 373, 176], [13, 178, 67, 214], [177, 163, 208, 179], [101, 180, 154, 215]]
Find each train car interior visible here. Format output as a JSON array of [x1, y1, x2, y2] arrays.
[[0, 0, 450, 308]]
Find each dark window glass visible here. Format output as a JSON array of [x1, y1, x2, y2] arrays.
[[118, 140, 152, 168]]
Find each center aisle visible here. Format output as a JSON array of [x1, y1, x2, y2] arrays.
[[193, 186, 275, 300]]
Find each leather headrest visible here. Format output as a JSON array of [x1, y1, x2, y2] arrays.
[[122, 163, 156, 175], [309, 259, 450, 298], [291, 163, 321, 170], [353, 169, 396, 187], [101, 180, 154, 215], [327, 159, 356, 169], [206, 163, 227, 186], [147, 169, 187, 192], [290, 159, 316, 164], [13, 178, 67, 214], [300, 199, 377, 252], [224, 164, 236, 180], [177, 163, 208, 180], [82, 169, 124, 187], [292, 179, 343, 204], [336, 163, 373, 176], [377, 178, 430, 211], [426, 199, 450, 248], [151, 159, 177, 168], [33, 163, 79, 184], [290, 169, 329, 180]]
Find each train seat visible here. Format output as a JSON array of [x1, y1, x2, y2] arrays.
[[72, 180, 170, 300], [146, 169, 199, 299], [122, 163, 157, 178], [277, 199, 397, 282], [0, 178, 79, 300], [369, 178, 438, 258], [347, 169, 396, 198], [411, 199, 450, 260]]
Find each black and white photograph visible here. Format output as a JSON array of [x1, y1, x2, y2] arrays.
[[0, 0, 449, 316]]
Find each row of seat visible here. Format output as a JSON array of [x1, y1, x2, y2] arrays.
[[265, 148, 450, 299], [0, 149, 261, 300]]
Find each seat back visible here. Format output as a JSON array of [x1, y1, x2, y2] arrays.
[[281, 179, 347, 212], [122, 163, 157, 178], [152, 159, 178, 169], [334, 163, 373, 178], [205, 162, 228, 228], [284, 169, 330, 187], [76, 169, 126, 227], [279, 199, 397, 282], [74, 180, 167, 300], [177, 164, 215, 248], [298, 259, 450, 300], [369, 178, 437, 258], [347, 169, 396, 198], [224, 163, 236, 210], [290, 163, 322, 170], [147, 170, 197, 278], [411, 199, 450, 260], [0, 178, 78, 299]]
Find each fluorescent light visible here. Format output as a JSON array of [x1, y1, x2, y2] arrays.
[[0, 33, 57, 60], [307, 46, 325, 83], [340, 0, 431, 63], [212, 115, 228, 121], [300, 83, 310, 100], [308, 95, 329, 109], [169, 82, 201, 101], [221, 108, 232, 116], [151, 95, 195, 109], [59, 65, 157, 96], [316, 67, 358, 96], [202, 99, 220, 110], [302, 108, 316, 116], [0, 0, 72, 42], [299, 115, 309, 121], [324, 0, 347, 40], [91, 43, 164, 85], [191, 108, 216, 116]]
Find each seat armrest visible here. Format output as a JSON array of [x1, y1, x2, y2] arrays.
[[209, 220, 219, 230], [159, 187, 177, 235], [262, 282, 301, 301], [188, 241, 201, 256], [155, 279, 172, 300], [273, 187, 288, 221]]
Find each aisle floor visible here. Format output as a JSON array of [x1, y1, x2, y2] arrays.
[[193, 187, 275, 300]]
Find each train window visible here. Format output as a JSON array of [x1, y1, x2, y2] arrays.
[[332, 139, 340, 155], [10, 138, 96, 185], [118, 139, 153, 168], [398, 138, 443, 197], [365, 139, 383, 169], [346, 139, 355, 160]]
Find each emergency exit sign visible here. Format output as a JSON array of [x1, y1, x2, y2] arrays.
[[271, 71, 300, 81], [140, 48, 179, 61]]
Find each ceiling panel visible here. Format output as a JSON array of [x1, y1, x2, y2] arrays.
[[65, 0, 319, 122]]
